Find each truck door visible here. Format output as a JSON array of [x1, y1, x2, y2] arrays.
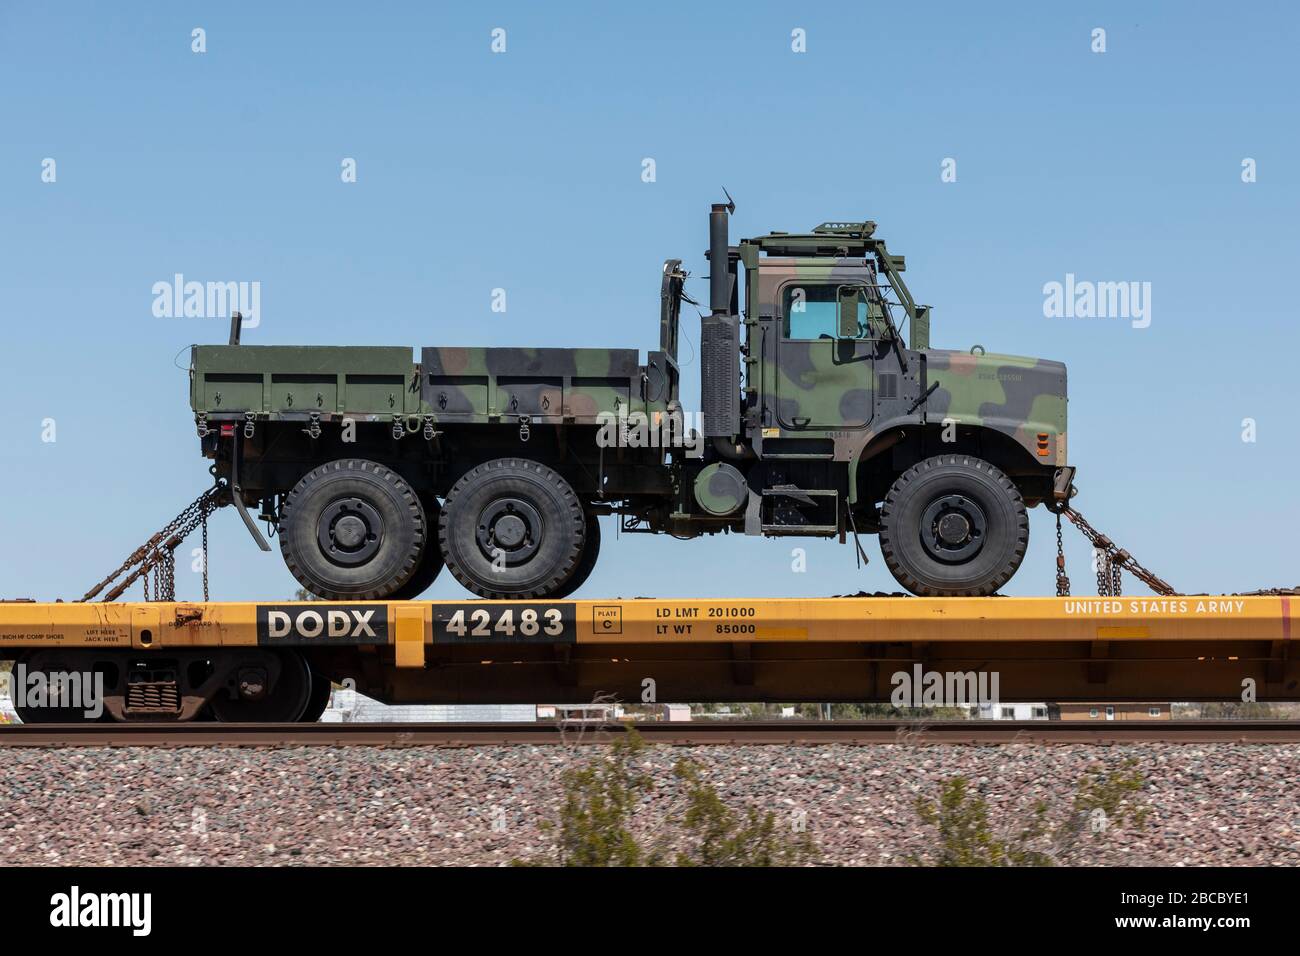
[[774, 282, 875, 430]]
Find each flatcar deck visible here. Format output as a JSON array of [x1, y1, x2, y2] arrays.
[[0, 594, 1293, 707]]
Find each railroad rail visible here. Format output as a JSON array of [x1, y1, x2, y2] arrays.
[[3, 719, 1300, 747]]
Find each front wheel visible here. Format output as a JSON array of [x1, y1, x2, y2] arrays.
[[878, 455, 1028, 596]]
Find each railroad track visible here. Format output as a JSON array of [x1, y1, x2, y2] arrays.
[[3, 719, 1300, 747]]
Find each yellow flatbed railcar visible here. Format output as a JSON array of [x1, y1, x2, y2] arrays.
[[0, 594, 1293, 722]]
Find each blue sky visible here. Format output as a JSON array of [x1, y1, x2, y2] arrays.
[[1, 1, 1296, 602]]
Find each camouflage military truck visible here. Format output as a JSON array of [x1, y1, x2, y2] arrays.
[[189, 201, 1074, 600]]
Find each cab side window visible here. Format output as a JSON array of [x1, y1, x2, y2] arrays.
[[781, 283, 879, 339], [782, 284, 840, 339]]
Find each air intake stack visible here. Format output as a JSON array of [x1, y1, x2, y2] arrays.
[[701, 201, 740, 440]]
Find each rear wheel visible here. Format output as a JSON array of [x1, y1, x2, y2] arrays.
[[549, 513, 602, 599], [279, 459, 426, 600], [878, 455, 1028, 596], [439, 458, 585, 598], [388, 496, 445, 600]]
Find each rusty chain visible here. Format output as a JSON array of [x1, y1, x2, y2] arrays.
[[1094, 543, 1122, 597], [81, 483, 227, 603], [1053, 503, 1177, 597], [1054, 511, 1071, 597], [201, 511, 210, 601]]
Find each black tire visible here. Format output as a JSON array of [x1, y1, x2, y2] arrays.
[[388, 496, 445, 600], [439, 458, 585, 598], [279, 459, 426, 600], [878, 455, 1028, 596], [549, 513, 602, 599]]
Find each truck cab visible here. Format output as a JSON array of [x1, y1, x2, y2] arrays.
[[682, 205, 1072, 594]]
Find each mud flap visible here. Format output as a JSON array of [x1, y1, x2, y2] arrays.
[[230, 434, 271, 551]]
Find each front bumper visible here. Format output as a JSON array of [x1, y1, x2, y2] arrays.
[[1052, 466, 1077, 508]]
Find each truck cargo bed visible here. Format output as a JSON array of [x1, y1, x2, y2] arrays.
[[191, 344, 665, 424]]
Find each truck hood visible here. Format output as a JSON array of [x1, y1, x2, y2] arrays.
[[922, 349, 1068, 466]]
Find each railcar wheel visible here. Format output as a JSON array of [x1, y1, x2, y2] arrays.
[[878, 455, 1028, 596], [439, 458, 585, 598], [208, 651, 313, 723], [279, 459, 426, 600], [10, 652, 114, 723], [299, 667, 333, 723]]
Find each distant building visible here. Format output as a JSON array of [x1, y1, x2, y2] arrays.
[[536, 702, 624, 724], [976, 702, 1049, 720], [1054, 702, 1170, 721], [322, 688, 535, 723], [693, 706, 749, 719], [660, 703, 691, 722]]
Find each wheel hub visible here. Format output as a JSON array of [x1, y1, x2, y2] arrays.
[[476, 498, 542, 565], [333, 515, 367, 548], [318, 498, 384, 566], [920, 494, 987, 563], [236, 667, 269, 700], [936, 512, 971, 544], [493, 514, 527, 548]]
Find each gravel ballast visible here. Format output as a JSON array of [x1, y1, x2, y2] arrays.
[[1, 743, 1297, 866]]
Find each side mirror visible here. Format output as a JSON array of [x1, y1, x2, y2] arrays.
[[912, 304, 931, 350], [836, 287, 861, 338]]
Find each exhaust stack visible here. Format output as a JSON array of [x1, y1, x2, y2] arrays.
[[709, 203, 731, 316]]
